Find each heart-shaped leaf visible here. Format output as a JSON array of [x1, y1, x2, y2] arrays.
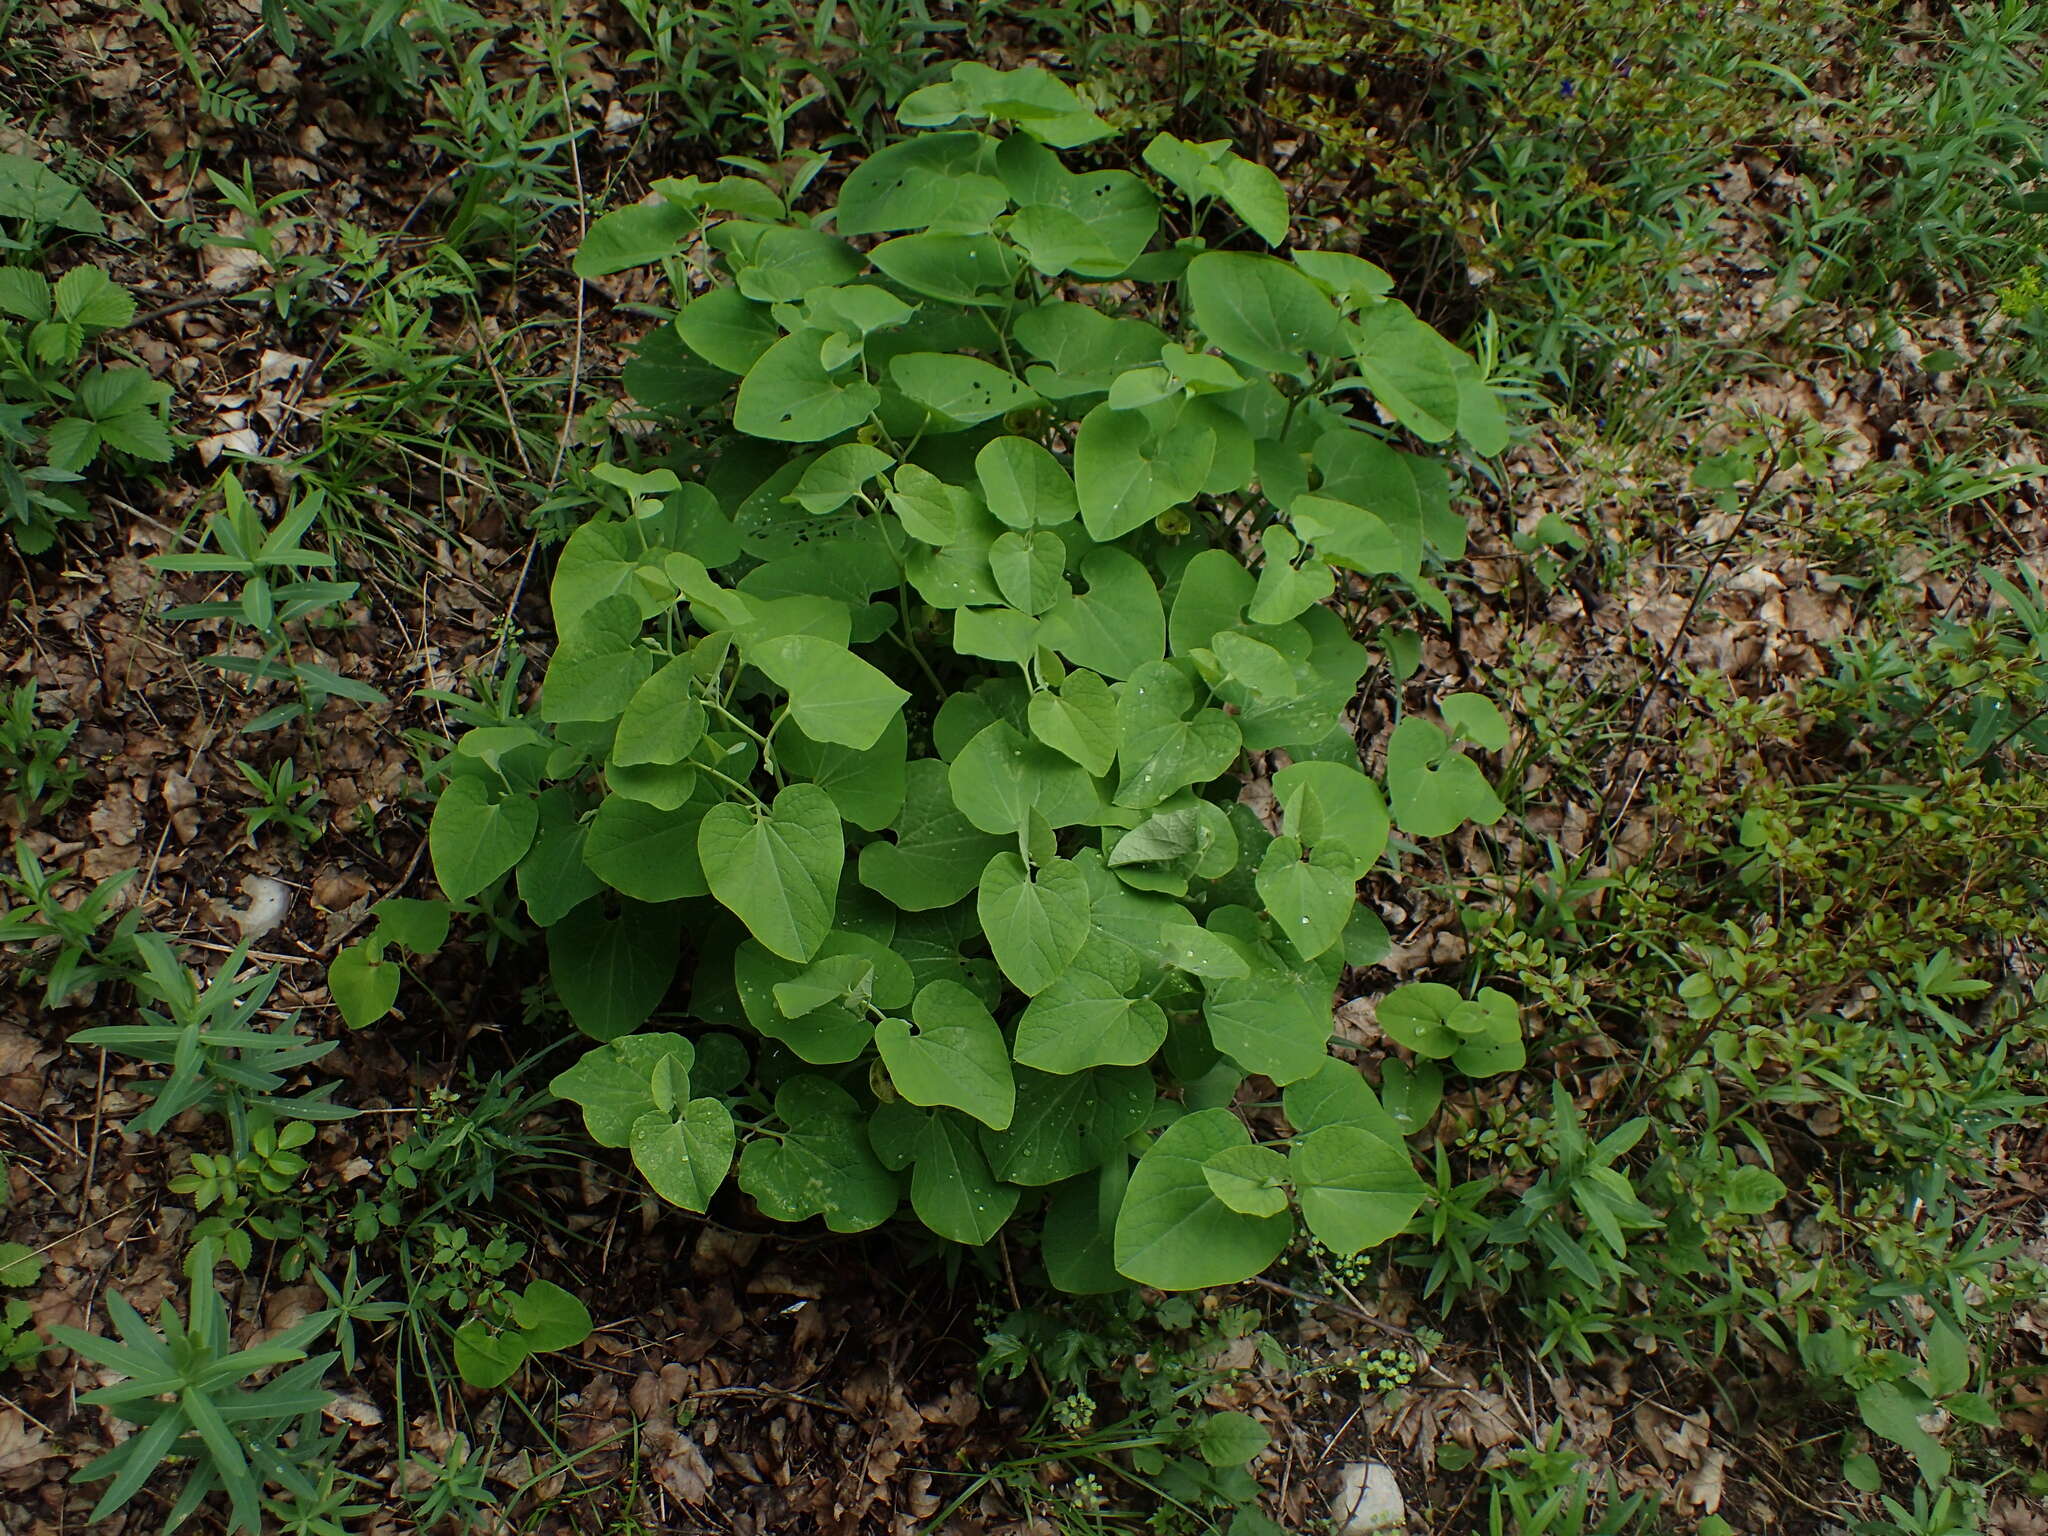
[[698, 784, 844, 962]]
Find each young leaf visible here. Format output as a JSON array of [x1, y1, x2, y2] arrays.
[[1386, 717, 1504, 836]]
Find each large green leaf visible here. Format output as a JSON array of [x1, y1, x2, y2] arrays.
[[1074, 399, 1213, 541], [1271, 760, 1389, 878], [1040, 548, 1165, 680], [1289, 1125, 1425, 1255], [868, 232, 1019, 306], [1114, 661, 1241, 808], [737, 1076, 899, 1231], [431, 778, 538, 903], [548, 898, 682, 1040], [1386, 717, 1504, 836], [907, 1110, 1019, 1246], [1026, 669, 1119, 775], [977, 852, 1091, 996], [673, 286, 777, 373], [749, 634, 908, 750], [1282, 1057, 1407, 1147], [631, 1100, 736, 1212], [584, 791, 712, 903], [575, 198, 699, 277], [1347, 302, 1462, 443], [889, 352, 1039, 426], [976, 434, 1079, 529], [859, 758, 1009, 909], [777, 713, 908, 832], [1014, 941, 1168, 1073], [698, 784, 844, 961], [949, 720, 1103, 834], [1254, 836, 1354, 962], [734, 331, 881, 442], [875, 981, 1015, 1130], [1184, 252, 1343, 378], [1114, 1110, 1292, 1289], [836, 133, 1008, 235], [1201, 941, 1332, 1085], [613, 656, 707, 767], [982, 1065, 1154, 1185]]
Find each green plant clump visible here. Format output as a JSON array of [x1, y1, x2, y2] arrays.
[[431, 64, 1514, 1292]]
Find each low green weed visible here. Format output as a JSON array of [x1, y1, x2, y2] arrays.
[[431, 64, 1518, 1296], [51, 1239, 341, 1534], [149, 474, 387, 733], [0, 262, 172, 551], [970, 1294, 1284, 1533], [0, 682, 82, 817], [0, 842, 144, 1007]]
